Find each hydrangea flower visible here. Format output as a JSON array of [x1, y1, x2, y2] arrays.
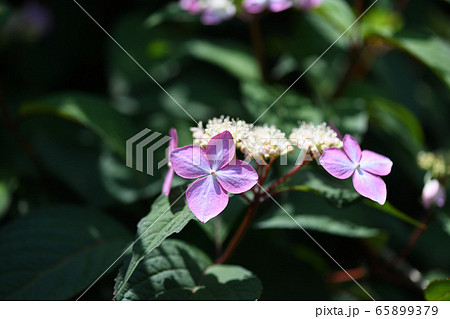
[[171, 131, 258, 222], [180, 0, 322, 23], [201, 0, 236, 25], [179, 0, 236, 25], [422, 179, 446, 209], [320, 135, 393, 205], [242, 124, 293, 160], [242, 0, 292, 14], [162, 128, 178, 196], [295, 0, 322, 10], [290, 121, 343, 152], [180, 0, 203, 14], [191, 115, 253, 148]]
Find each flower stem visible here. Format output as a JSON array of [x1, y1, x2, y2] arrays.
[[216, 156, 313, 264], [264, 160, 313, 198], [249, 16, 269, 82], [215, 193, 261, 264]]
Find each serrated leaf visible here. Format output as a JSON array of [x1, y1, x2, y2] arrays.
[[115, 240, 262, 300], [191, 265, 262, 300], [114, 190, 194, 297], [0, 206, 132, 300], [424, 278, 450, 301], [390, 31, 450, 88], [20, 93, 135, 157]]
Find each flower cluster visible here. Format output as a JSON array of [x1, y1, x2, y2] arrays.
[[180, 0, 237, 25], [191, 115, 253, 148], [179, 0, 323, 25], [244, 124, 294, 160], [191, 116, 345, 161], [164, 116, 393, 222], [191, 116, 294, 160], [243, 0, 322, 14], [417, 151, 450, 179], [289, 121, 343, 152]]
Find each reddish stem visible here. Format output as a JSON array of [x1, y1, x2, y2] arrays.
[[264, 159, 313, 198], [215, 194, 261, 264]]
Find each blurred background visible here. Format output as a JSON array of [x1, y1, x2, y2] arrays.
[[0, 0, 449, 300]]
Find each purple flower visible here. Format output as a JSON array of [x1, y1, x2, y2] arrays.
[[320, 135, 393, 205], [162, 128, 178, 196], [295, 0, 322, 10], [171, 131, 258, 223], [179, 0, 203, 14], [243, 0, 267, 14], [269, 0, 293, 12], [422, 179, 446, 209], [243, 0, 293, 14], [200, 1, 236, 25]]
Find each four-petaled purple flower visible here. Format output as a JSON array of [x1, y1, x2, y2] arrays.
[[171, 131, 258, 223], [162, 128, 178, 196], [320, 135, 393, 205]]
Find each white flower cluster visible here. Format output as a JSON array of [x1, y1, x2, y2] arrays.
[[289, 121, 343, 152], [191, 115, 253, 148], [243, 124, 294, 160], [191, 117, 343, 160], [191, 116, 293, 160]]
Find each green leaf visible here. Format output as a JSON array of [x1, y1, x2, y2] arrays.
[[255, 190, 383, 238], [307, 0, 358, 48], [144, 2, 197, 28], [279, 170, 360, 208], [367, 97, 424, 154], [0, 206, 132, 300], [241, 81, 321, 131], [186, 40, 261, 81], [20, 93, 135, 157], [390, 31, 450, 88], [361, 7, 402, 38], [115, 239, 262, 300], [191, 264, 262, 300], [438, 213, 450, 237], [363, 200, 426, 229], [424, 278, 450, 301], [0, 178, 16, 220], [326, 98, 369, 141], [114, 190, 195, 297], [255, 188, 424, 236], [256, 212, 381, 238], [99, 149, 165, 204]]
